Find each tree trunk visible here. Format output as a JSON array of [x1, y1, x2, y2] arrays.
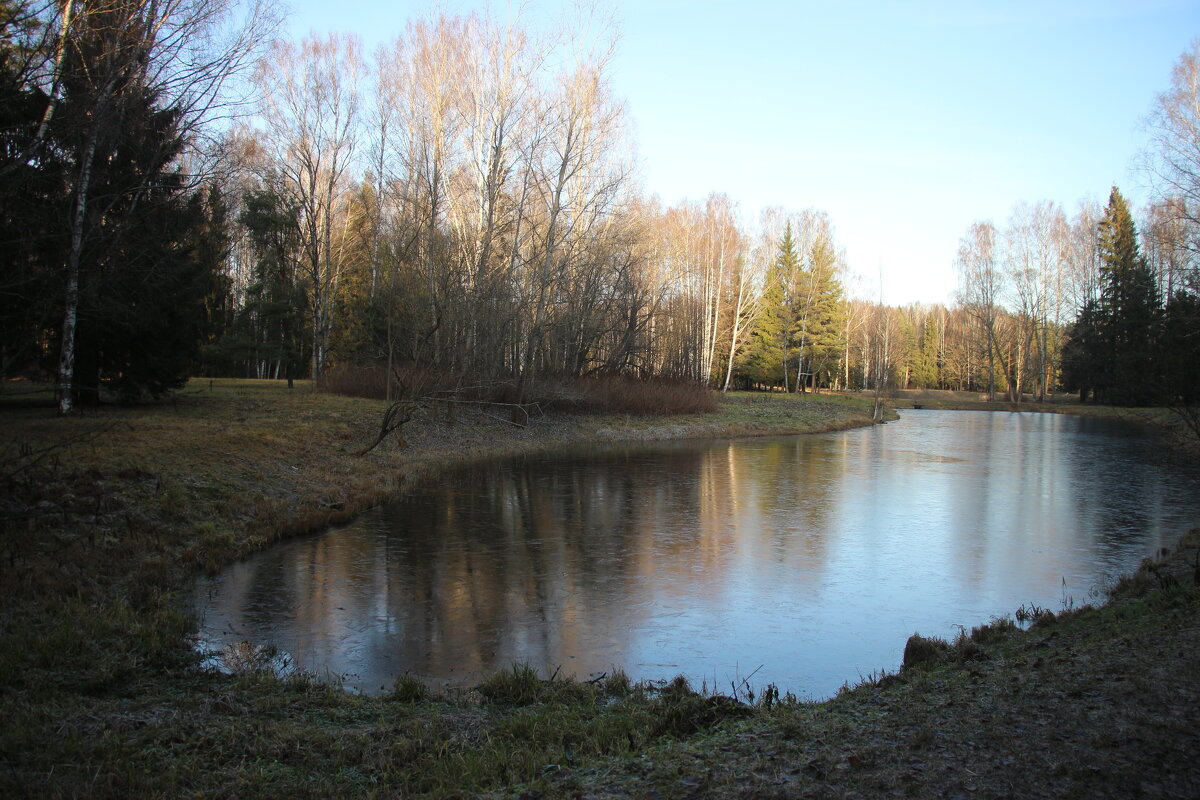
[[57, 115, 103, 415]]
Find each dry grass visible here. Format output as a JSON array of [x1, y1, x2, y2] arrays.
[[0, 380, 879, 798], [0, 380, 879, 633], [319, 362, 720, 416], [3, 380, 1195, 798], [517, 531, 1200, 800]]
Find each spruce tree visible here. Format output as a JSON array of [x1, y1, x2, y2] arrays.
[[1161, 292, 1200, 406], [796, 232, 846, 391], [740, 224, 798, 388], [897, 314, 918, 388], [1, 4, 220, 400], [910, 316, 941, 388], [215, 187, 308, 383], [1061, 299, 1104, 402], [1093, 187, 1162, 405]]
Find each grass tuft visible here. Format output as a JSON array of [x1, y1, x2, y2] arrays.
[[901, 633, 950, 670], [477, 663, 595, 706], [970, 615, 1019, 643], [647, 676, 752, 738], [389, 673, 431, 703]]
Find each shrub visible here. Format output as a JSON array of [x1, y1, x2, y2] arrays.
[[553, 375, 718, 416], [319, 362, 718, 417], [318, 362, 459, 401]]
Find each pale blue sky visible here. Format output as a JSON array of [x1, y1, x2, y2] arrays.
[[285, 0, 1200, 305]]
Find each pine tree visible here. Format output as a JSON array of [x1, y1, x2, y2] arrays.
[[216, 187, 308, 383]]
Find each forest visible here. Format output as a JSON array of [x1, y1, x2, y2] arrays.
[[2, 1, 1198, 416]]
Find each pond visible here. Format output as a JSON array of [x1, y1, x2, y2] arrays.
[[192, 410, 1200, 698]]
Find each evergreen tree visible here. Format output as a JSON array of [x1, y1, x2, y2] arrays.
[[211, 187, 308, 383], [88, 181, 214, 400], [1161, 291, 1200, 406], [1061, 299, 1104, 402], [897, 314, 918, 388], [739, 224, 798, 388], [66, 83, 219, 402], [910, 315, 940, 388], [198, 184, 235, 364], [0, 0, 67, 379], [0, 3, 220, 400], [796, 232, 846, 391], [1093, 187, 1162, 405]]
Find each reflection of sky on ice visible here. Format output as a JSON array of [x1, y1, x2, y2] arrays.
[[193, 411, 1200, 698]]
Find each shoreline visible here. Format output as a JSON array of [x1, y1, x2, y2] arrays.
[[2, 381, 1198, 798]]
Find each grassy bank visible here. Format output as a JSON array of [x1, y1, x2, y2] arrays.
[[886, 386, 1179, 422], [539, 529, 1200, 799], [0, 380, 881, 797], [884, 388, 1200, 455], [1, 380, 1197, 797], [0, 380, 885, 584]]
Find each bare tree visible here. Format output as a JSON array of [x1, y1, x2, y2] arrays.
[[955, 221, 1002, 400], [1143, 39, 1200, 265], [518, 13, 628, 387], [1063, 200, 1103, 313], [1144, 197, 1194, 297], [255, 33, 363, 381], [1005, 202, 1067, 401]]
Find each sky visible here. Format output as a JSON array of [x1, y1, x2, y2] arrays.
[[285, 0, 1200, 305]]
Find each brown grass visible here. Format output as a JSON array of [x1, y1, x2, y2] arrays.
[[318, 362, 719, 416], [1, 380, 1198, 798], [0, 380, 877, 671]]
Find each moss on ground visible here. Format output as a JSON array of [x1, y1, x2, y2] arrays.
[[0, 380, 1196, 798]]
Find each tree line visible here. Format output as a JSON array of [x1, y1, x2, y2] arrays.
[[2, 3, 1197, 416]]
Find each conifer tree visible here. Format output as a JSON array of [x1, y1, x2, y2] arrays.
[[797, 231, 846, 391], [910, 315, 941, 388], [740, 224, 799, 389], [216, 187, 308, 384], [897, 314, 918, 388], [1093, 187, 1162, 405], [1061, 299, 1104, 402], [1160, 292, 1200, 406]]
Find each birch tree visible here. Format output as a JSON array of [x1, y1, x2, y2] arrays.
[[1004, 202, 1067, 401], [955, 221, 1002, 400], [519, 19, 627, 386], [1143, 38, 1200, 260], [255, 33, 363, 380], [46, 0, 273, 413]]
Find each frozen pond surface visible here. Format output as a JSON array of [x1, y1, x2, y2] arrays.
[[193, 410, 1200, 697]]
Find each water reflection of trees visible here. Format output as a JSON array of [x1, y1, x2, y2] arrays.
[[202, 440, 845, 687], [196, 415, 1200, 695]]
